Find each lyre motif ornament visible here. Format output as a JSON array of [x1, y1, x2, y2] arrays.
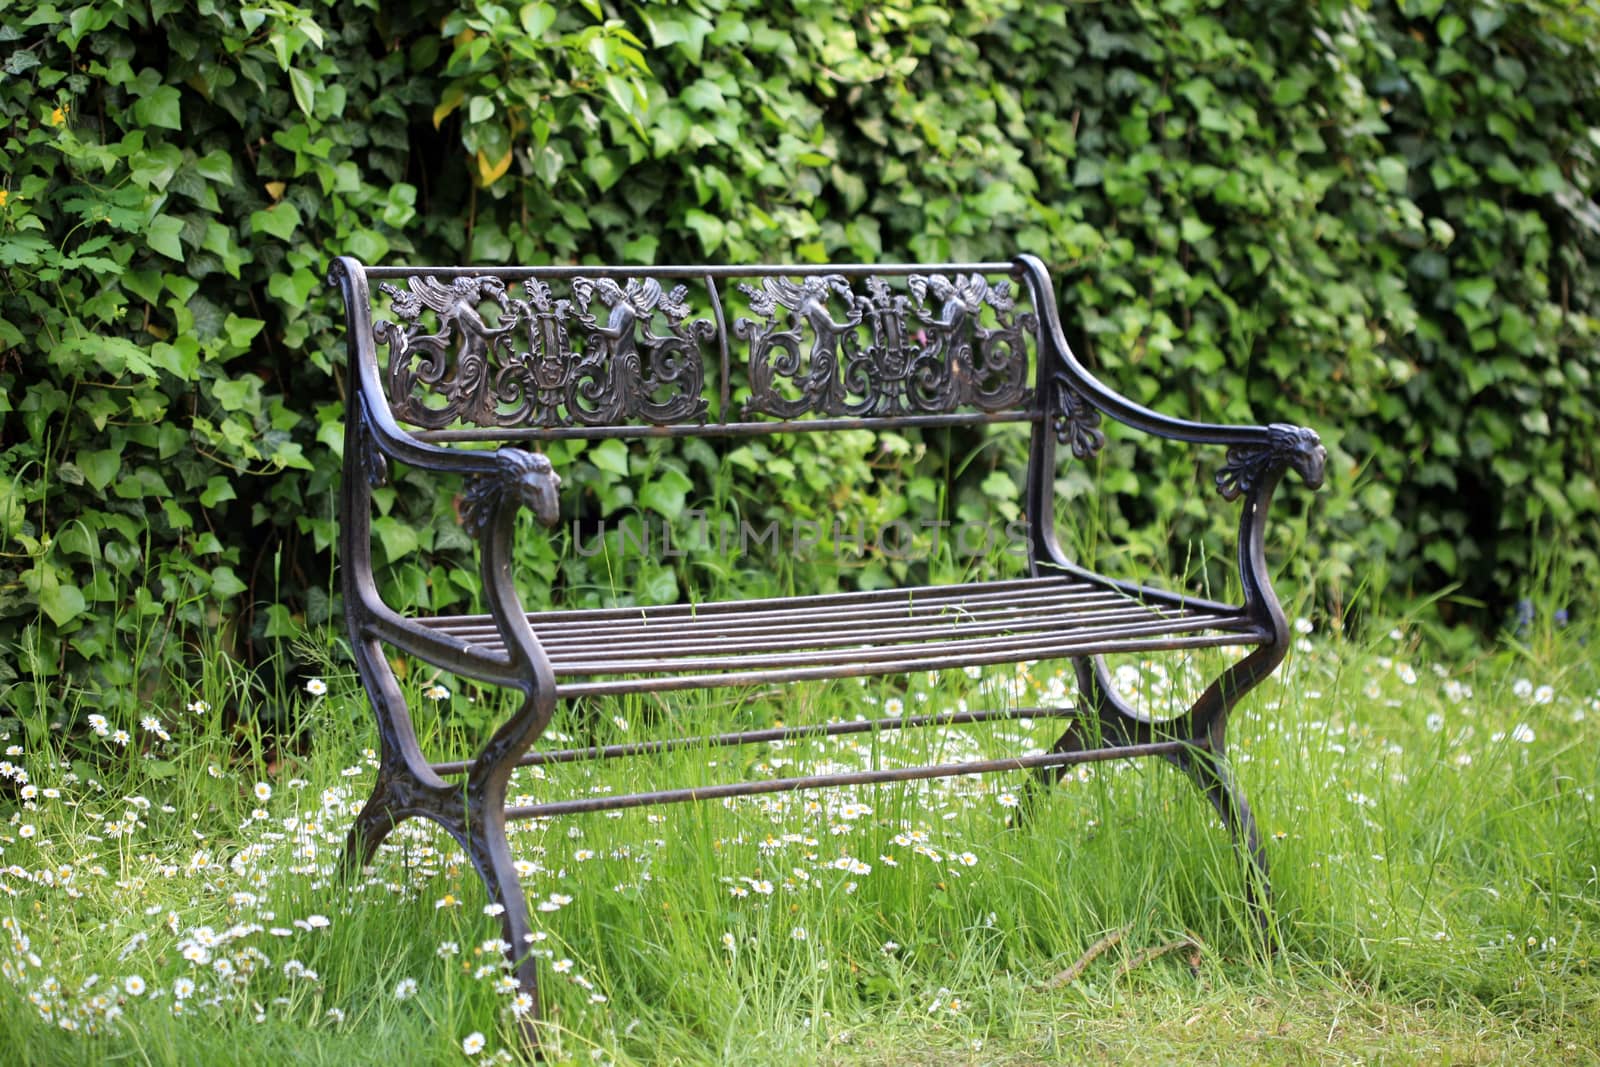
[[735, 273, 1034, 418], [565, 277, 712, 426], [373, 274, 713, 429], [1215, 423, 1327, 501], [735, 275, 859, 418]]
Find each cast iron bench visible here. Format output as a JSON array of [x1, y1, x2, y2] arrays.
[[327, 254, 1325, 1043]]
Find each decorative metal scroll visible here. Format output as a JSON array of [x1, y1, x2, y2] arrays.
[[372, 275, 714, 429], [1049, 371, 1106, 460], [733, 273, 1034, 419], [356, 405, 390, 488]]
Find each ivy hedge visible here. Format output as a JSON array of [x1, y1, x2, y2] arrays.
[[3, 0, 1598, 720]]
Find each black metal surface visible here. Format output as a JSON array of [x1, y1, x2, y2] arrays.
[[326, 252, 1328, 1052], [369, 265, 1039, 436], [363, 261, 1018, 279], [376, 274, 714, 429]]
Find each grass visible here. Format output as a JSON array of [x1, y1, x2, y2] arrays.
[[2, 608, 1598, 1065]]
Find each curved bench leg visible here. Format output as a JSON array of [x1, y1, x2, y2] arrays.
[[345, 777, 409, 873], [1171, 733, 1272, 934], [465, 791, 542, 1044], [342, 636, 461, 874], [343, 634, 553, 1047], [1015, 655, 1152, 819], [1019, 652, 1274, 937], [1071, 654, 1154, 748], [462, 683, 559, 1050]]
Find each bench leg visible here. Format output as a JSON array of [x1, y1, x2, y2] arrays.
[[461, 683, 558, 1051], [344, 639, 554, 1050], [342, 636, 462, 873], [1020, 653, 1274, 937], [464, 788, 543, 1047], [1170, 730, 1272, 935]]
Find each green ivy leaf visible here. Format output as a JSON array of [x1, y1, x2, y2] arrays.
[[682, 79, 726, 112], [223, 314, 266, 350], [210, 566, 248, 598], [979, 470, 1018, 501], [590, 439, 630, 476], [267, 268, 318, 309], [40, 582, 87, 627], [200, 476, 237, 508], [1455, 277, 1496, 310], [150, 338, 200, 380], [1180, 217, 1215, 243], [637, 563, 679, 605], [345, 229, 390, 262], [520, 3, 556, 38], [146, 215, 185, 259], [638, 468, 693, 520], [249, 201, 303, 241], [683, 210, 724, 253], [194, 149, 235, 185], [264, 603, 299, 638], [648, 12, 714, 62], [269, 440, 315, 471], [122, 270, 164, 304], [77, 450, 121, 492], [288, 67, 317, 117], [212, 377, 263, 414], [133, 84, 182, 130], [372, 516, 420, 561], [1374, 156, 1409, 194]]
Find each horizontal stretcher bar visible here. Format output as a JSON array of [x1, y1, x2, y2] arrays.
[[429, 705, 1079, 777], [504, 739, 1194, 819]]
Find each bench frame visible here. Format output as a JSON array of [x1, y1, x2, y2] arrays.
[[327, 254, 1325, 1046]]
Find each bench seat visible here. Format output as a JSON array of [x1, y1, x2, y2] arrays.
[[414, 575, 1263, 697]]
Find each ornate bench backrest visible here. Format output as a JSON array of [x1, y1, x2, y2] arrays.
[[361, 263, 1042, 441]]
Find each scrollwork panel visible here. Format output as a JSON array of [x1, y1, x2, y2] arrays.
[[733, 272, 1036, 419], [373, 275, 714, 430]]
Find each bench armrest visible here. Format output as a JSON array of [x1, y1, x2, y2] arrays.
[[332, 257, 560, 695], [1015, 254, 1326, 635], [1014, 254, 1327, 497]]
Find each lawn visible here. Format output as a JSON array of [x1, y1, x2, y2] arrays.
[[2, 611, 1597, 1064]]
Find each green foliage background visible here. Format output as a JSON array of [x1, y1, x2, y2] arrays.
[[3, 0, 1598, 718]]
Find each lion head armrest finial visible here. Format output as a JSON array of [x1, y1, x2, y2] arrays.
[[461, 450, 563, 539], [1215, 424, 1327, 501]]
